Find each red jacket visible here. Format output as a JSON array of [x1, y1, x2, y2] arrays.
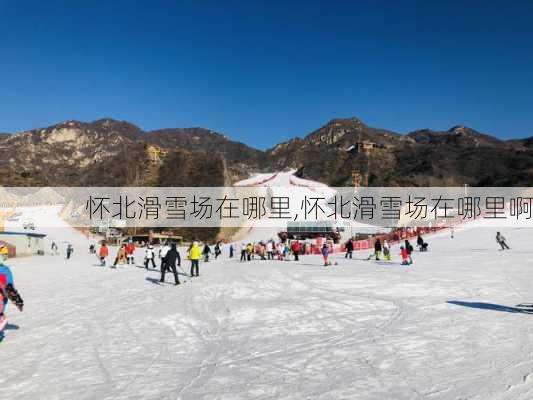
[[400, 248, 408, 260], [125, 243, 135, 255], [291, 242, 301, 252], [99, 245, 109, 257]]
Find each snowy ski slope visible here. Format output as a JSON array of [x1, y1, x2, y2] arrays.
[[233, 171, 378, 242], [1, 203, 533, 399]]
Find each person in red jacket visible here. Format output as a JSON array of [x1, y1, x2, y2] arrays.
[[125, 242, 136, 265], [290, 241, 301, 261], [99, 243, 109, 267], [400, 246, 411, 266]]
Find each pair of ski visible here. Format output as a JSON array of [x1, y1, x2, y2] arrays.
[[515, 303, 533, 312]]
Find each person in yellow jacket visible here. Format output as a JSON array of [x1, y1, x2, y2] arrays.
[[188, 241, 201, 277], [0, 245, 9, 262], [245, 243, 253, 261]]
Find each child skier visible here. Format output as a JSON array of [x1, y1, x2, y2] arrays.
[[125, 241, 135, 265], [144, 245, 156, 269], [400, 246, 411, 265], [99, 242, 109, 266]]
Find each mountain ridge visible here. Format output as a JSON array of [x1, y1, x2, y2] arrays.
[[0, 116, 531, 187]]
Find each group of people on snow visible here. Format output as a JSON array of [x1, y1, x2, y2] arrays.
[[96, 240, 205, 285], [91, 229, 513, 286], [350, 235, 426, 266]]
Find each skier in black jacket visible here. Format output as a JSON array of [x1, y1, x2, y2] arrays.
[[160, 243, 181, 285], [345, 239, 354, 259], [202, 244, 211, 262]]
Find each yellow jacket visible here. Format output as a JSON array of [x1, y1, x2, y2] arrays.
[[189, 245, 201, 260], [0, 246, 8, 256]]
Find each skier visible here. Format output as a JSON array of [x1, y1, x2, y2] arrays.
[[404, 240, 414, 264], [239, 242, 246, 262], [246, 243, 254, 261], [160, 242, 171, 271], [214, 242, 222, 259], [89, 244, 95, 254], [417, 234, 424, 251], [277, 242, 284, 261], [283, 243, 290, 260], [258, 243, 267, 260], [496, 232, 510, 250], [383, 240, 391, 261], [144, 245, 156, 270], [0, 261, 24, 333], [321, 243, 330, 266], [266, 240, 274, 260], [400, 246, 411, 265], [113, 245, 127, 267], [66, 244, 74, 260], [99, 242, 109, 266], [0, 245, 8, 262], [291, 240, 301, 261], [229, 243, 234, 258], [345, 238, 354, 259], [51, 241, 58, 255], [160, 243, 181, 285], [202, 244, 211, 262], [125, 241, 135, 265], [189, 241, 201, 277], [368, 239, 382, 261]]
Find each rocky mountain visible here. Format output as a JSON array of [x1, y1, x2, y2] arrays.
[[0, 119, 265, 187], [0, 117, 531, 188], [266, 118, 533, 186]]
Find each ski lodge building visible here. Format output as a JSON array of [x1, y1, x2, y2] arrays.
[[0, 231, 47, 257]]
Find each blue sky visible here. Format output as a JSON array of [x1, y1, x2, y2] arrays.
[[1, 0, 532, 149]]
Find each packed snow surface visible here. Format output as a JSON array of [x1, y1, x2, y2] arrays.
[[2, 205, 533, 399]]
